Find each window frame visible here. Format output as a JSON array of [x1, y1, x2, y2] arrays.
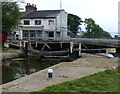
[[35, 20, 41, 25], [23, 30, 29, 38], [48, 20, 54, 25], [24, 20, 30, 25], [49, 32, 54, 37]]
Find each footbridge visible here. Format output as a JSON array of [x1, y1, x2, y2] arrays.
[[8, 38, 120, 57], [70, 38, 120, 48]]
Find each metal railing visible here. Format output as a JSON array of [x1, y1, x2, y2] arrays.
[[70, 38, 119, 44]]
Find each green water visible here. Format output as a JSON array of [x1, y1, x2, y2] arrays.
[[2, 58, 61, 84]]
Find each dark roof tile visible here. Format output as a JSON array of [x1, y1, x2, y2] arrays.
[[21, 10, 64, 19]]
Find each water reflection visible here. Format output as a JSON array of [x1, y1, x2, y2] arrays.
[[2, 58, 61, 84]]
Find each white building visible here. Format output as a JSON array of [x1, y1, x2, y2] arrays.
[[16, 3, 70, 40]]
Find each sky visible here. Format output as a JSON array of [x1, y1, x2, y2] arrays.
[[18, 0, 119, 36]]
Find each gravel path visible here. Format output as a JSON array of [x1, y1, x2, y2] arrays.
[[0, 54, 118, 93]]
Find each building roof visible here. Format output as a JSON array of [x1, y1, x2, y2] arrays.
[[21, 10, 64, 19]]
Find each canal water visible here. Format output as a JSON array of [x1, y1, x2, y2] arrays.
[[1, 58, 63, 85]]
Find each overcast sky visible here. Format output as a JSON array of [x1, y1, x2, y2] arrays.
[[19, 0, 119, 35]]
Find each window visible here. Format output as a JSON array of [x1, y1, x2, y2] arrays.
[[24, 20, 30, 25], [48, 20, 54, 25], [30, 30, 35, 37], [35, 20, 41, 25], [49, 32, 54, 37], [36, 30, 42, 37], [23, 30, 29, 37]]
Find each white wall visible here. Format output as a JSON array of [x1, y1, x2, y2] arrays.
[[21, 18, 56, 30], [15, 29, 23, 39], [56, 10, 69, 40], [56, 11, 67, 31]]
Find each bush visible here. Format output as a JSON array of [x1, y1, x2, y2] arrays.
[[19, 52, 27, 58], [33, 54, 43, 61], [61, 57, 70, 62]]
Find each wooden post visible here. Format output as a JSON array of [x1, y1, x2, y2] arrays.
[[79, 43, 81, 56], [24, 41, 28, 54], [70, 42, 74, 54], [35, 41, 38, 48], [19, 40, 22, 50], [29, 40, 32, 49], [60, 42, 62, 49]]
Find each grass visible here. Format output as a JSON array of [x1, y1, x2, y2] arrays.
[[2, 47, 18, 53], [32, 54, 44, 61], [19, 52, 28, 58], [31, 69, 119, 93]]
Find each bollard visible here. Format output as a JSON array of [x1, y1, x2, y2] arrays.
[[48, 69, 53, 78]]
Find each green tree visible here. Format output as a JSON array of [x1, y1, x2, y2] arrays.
[[68, 14, 82, 34], [84, 18, 96, 32], [114, 35, 120, 39], [82, 18, 112, 39], [84, 18, 103, 32], [2, 2, 21, 34]]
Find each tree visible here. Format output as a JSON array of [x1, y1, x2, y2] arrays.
[[84, 18, 96, 32], [84, 18, 103, 32], [114, 35, 120, 39], [82, 18, 112, 39], [2, 2, 21, 34], [67, 14, 82, 34]]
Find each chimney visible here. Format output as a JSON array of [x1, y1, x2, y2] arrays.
[[25, 3, 37, 12]]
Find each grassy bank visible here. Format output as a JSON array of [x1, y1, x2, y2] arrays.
[[2, 47, 20, 53], [31, 69, 119, 93]]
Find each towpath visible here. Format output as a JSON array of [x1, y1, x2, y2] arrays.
[[0, 49, 22, 61], [0, 54, 118, 93]]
